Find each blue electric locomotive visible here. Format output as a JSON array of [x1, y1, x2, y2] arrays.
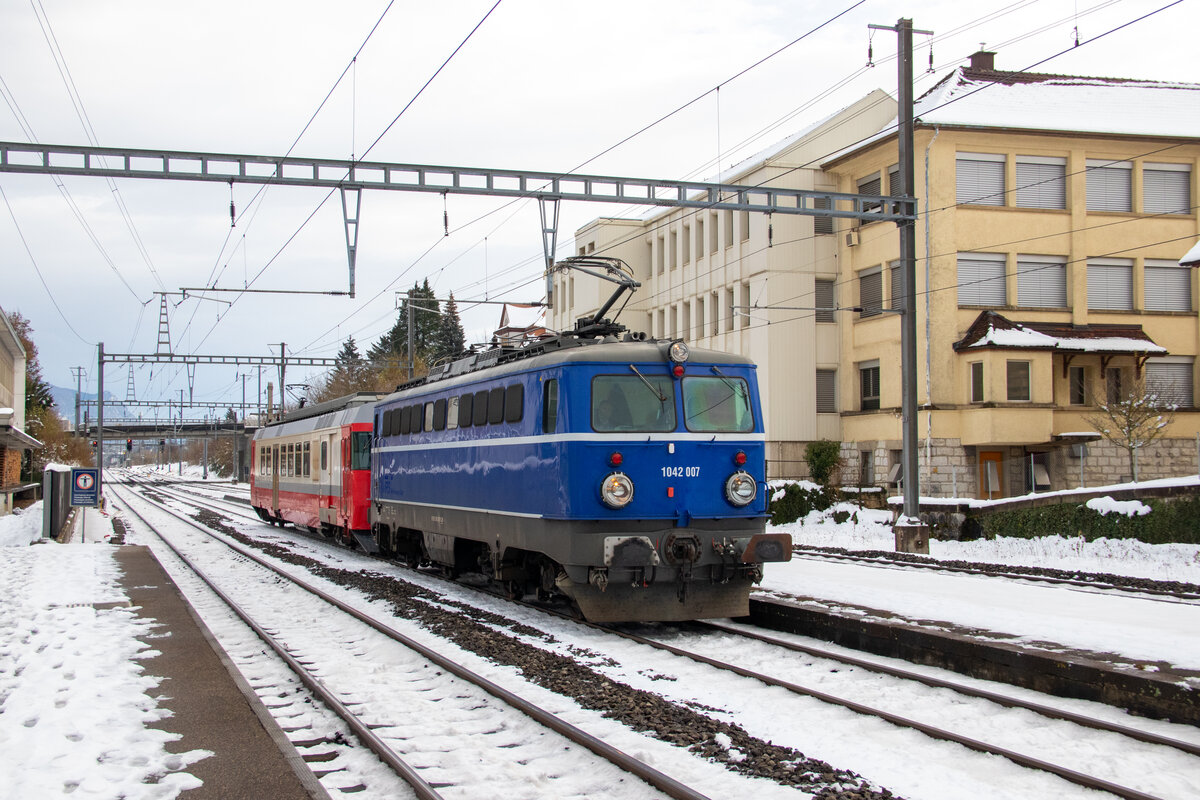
[[368, 257, 790, 622]]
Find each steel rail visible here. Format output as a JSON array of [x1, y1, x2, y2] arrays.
[[111, 484, 444, 800], [118, 480, 712, 800]]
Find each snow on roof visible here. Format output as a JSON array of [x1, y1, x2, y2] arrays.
[[1180, 240, 1200, 267], [954, 311, 1167, 354], [825, 62, 1200, 164], [497, 303, 545, 331]]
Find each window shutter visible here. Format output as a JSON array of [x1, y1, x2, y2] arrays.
[[1144, 259, 1192, 311], [859, 269, 882, 317], [1144, 164, 1190, 215], [815, 369, 837, 413], [1086, 160, 1132, 212], [1145, 360, 1193, 408], [1086, 258, 1133, 310], [957, 253, 1006, 306], [1016, 255, 1067, 308], [857, 173, 882, 215], [815, 279, 835, 322], [813, 196, 833, 235], [1015, 157, 1066, 209], [956, 153, 1005, 205]]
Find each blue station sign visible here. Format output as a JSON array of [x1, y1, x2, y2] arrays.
[[70, 468, 99, 507]]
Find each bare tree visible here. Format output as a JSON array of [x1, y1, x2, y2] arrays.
[[1084, 375, 1176, 482]]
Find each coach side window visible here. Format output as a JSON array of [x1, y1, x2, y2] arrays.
[[320, 441, 328, 471], [303, 442, 311, 477], [542, 379, 558, 433]]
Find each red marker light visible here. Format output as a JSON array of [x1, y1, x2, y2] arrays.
[[609, 452, 623, 467], [673, 365, 685, 377], [668, 487, 675, 498], [734, 451, 747, 466]]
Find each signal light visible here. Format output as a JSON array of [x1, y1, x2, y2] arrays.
[[126, 439, 133, 452], [734, 450, 747, 466], [609, 452, 623, 467], [672, 365, 685, 377]]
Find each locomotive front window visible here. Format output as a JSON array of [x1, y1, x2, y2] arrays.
[[592, 375, 676, 432], [682, 376, 754, 432], [351, 432, 371, 470]]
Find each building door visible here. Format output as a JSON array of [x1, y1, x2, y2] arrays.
[[979, 451, 1004, 500]]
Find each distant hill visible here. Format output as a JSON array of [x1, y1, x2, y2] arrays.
[[49, 385, 132, 422]]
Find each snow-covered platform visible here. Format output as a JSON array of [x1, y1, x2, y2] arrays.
[[753, 557, 1200, 725]]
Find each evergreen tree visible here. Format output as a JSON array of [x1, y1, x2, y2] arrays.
[[433, 292, 466, 363], [9, 312, 53, 415], [367, 279, 441, 374]]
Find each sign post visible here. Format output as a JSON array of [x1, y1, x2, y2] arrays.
[[70, 467, 99, 543]]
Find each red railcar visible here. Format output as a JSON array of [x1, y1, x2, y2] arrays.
[[250, 394, 378, 546]]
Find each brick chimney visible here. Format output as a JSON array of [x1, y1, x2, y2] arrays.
[[969, 50, 996, 71]]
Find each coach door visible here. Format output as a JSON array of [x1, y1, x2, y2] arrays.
[[272, 444, 280, 510], [320, 434, 335, 520], [339, 435, 350, 523]]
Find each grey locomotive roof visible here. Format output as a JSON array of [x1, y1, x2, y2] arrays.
[[380, 335, 755, 404]]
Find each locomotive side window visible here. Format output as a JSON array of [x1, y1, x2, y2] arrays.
[[411, 404, 423, 432], [488, 386, 505, 424], [542, 379, 558, 433], [472, 390, 489, 426], [592, 375, 677, 432], [351, 432, 371, 469], [420, 402, 432, 432], [458, 393, 473, 428], [504, 384, 524, 423], [447, 397, 459, 430], [400, 406, 411, 435], [682, 376, 754, 432], [390, 409, 401, 436], [433, 398, 448, 431]]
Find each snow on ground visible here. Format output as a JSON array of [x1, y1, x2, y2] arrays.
[[0, 505, 209, 798], [2, 476, 1199, 797]]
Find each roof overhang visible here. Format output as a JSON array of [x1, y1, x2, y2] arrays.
[[953, 310, 1166, 357], [0, 423, 41, 450]]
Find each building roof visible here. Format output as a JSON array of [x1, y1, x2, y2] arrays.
[[825, 52, 1200, 165], [953, 310, 1167, 355]]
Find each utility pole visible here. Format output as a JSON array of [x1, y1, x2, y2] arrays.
[[407, 291, 415, 380], [278, 343, 286, 419], [869, 17, 932, 550], [71, 366, 84, 434]]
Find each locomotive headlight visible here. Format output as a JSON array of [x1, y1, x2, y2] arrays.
[[668, 340, 690, 363], [600, 472, 635, 508], [724, 471, 757, 506]]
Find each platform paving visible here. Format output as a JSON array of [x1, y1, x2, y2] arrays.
[[114, 543, 327, 799]]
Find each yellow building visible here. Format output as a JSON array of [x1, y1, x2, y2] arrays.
[[554, 52, 1200, 497], [827, 51, 1199, 496]]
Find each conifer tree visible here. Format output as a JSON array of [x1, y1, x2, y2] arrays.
[[434, 292, 466, 363]]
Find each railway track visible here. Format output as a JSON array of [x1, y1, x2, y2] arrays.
[[792, 546, 1200, 604], [108, 481, 718, 800], [115, 475, 1200, 799]]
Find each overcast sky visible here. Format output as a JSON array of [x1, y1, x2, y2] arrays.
[[1, 0, 1195, 413]]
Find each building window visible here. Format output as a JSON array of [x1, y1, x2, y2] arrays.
[[857, 172, 882, 216], [1107, 367, 1127, 404], [970, 362, 984, 403], [711, 291, 720, 334], [1016, 254, 1067, 308], [657, 236, 665, 274], [859, 361, 880, 411], [957, 253, 1006, 306], [859, 267, 883, 318], [1015, 156, 1066, 209], [1087, 257, 1133, 311], [1006, 360, 1031, 401], [860, 449, 875, 484], [956, 152, 1005, 206], [815, 279, 835, 323], [814, 196, 833, 235], [657, 309, 665, 338], [816, 369, 837, 413], [682, 224, 691, 263], [1145, 359, 1194, 408], [1143, 163, 1191, 215], [1086, 159, 1132, 212], [724, 211, 733, 247], [740, 210, 750, 241], [726, 287, 735, 330], [889, 260, 905, 311], [710, 212, 720, 252], [695, 295, 705, 338], [1144, 259, 1192, 312], [740, 282, 751, 329], [670, 231, 678, 269], [696, 218, 705, 258], [1069, 366, 1088, 405]]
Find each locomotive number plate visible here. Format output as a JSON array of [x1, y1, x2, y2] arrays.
[[661, 466, 700, 478]]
